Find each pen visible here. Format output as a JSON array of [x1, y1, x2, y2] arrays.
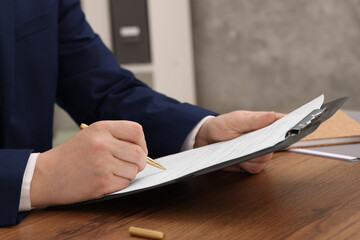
[[80, 123, 166, 170]]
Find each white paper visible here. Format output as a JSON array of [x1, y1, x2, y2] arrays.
[[109, 95, 324, 196]]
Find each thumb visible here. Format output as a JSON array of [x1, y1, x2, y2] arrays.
[[234, 111, 277, 134]]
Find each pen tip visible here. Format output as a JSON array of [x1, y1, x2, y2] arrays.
[[155, 163, 166, 170]]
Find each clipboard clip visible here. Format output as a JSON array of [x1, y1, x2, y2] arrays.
[[285, 108, 326, 138]]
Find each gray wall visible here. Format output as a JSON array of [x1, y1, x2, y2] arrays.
[[191, 0, 360, 113]]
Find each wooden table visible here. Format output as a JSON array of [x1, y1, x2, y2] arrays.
[[1, 152, 360, 239]]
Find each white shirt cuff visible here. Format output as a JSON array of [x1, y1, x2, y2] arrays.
[[181, 116, 215, 151], [19, 153, 39, 212]]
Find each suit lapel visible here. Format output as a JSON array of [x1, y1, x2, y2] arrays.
[[0, 0, 15, 147]]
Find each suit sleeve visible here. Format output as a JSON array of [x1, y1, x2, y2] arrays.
[[0, 149, 32, 226], [56, 0, 217, 158]]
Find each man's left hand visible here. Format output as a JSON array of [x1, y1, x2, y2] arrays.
[[194, 111, 284, 174]]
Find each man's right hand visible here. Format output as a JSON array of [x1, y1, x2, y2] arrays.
[[30, 121, 148, 208]]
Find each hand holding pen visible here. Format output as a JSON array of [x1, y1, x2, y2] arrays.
[[80, 123, 165, 170], [30, 120, 163, 208]]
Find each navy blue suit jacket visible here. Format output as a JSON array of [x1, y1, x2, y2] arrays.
[[0, 0, 214, 226]]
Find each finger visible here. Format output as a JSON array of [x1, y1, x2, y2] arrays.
[[275, 112, 286, 120], [112, 160, 140, 181], [109, 139, 147, 172], [237, 161, 268, 174], [243, 111, 285, 120], [237, 154, 272, 173], [104, 176, 130, 195], [230, 111, 277, 134], [92, 121, 148, 154], [223, 153, 272, 173]]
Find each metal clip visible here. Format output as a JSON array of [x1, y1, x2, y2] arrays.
[[286, 108, 326, 138]]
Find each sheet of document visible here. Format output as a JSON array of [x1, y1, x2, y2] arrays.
[[108, 95, 324, 197]]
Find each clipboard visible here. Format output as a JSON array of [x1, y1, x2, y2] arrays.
[[188, 96, 349, 178], [56, 96, 349, 207]]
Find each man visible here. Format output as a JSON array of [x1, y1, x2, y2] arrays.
[[0, 0, 281, 226]]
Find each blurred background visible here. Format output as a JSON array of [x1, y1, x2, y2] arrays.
[[54, 0, 360, 145], [191, 0, 360, 113]]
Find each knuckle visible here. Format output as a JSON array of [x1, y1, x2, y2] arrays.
[[133, 145, 145, 160], [128, 122, 144, 138], [90, 137, 106, 150], [133, 122, 143, 133]]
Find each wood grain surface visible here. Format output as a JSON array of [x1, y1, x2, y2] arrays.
[[1, 152, 359, 240]]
